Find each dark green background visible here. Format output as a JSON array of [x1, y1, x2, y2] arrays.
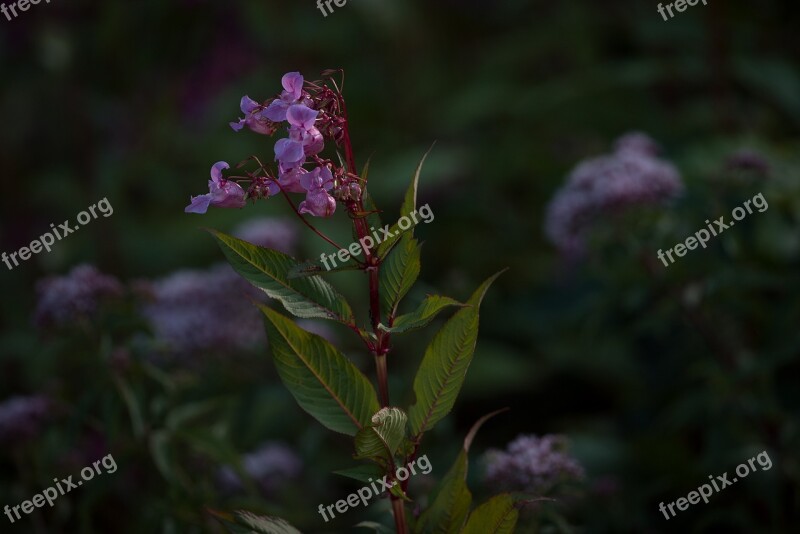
[[1, 0, 798, 532]]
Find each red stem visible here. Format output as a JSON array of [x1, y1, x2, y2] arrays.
[[339, 84, 405, 534]]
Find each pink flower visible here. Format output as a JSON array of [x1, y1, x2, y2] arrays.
[[298, 166, 336, 217], [185, 162, 247, 214], [262, 72, 309, 122], [230, 96, 276, 135]]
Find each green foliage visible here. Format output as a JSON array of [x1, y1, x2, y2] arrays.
[[408, 271, 504, 437], [379, 296, 466, 334], [259, 304, 380, 436], [210, 230, 354, 323], [461, 495, 518, 534], [354, 407, 409, 464], [415, 450, 471, 534], [333, 463, 385, 483], [379, 234, 422, 316], [376, 147, 433, 259]]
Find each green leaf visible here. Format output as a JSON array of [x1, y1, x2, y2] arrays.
[[463, 408, 509, 452], [379, 234, 421, 316], [461, 494, 518, 534], [414, 410, 507, 534], [408, 271, 505, 437], [287, 258, 361, 279], [389, 481, 412, 502], [355, 407, 409, 463], [414, 450, 471, 534], [260, 305, 380, 436], [379, 295, 466, 334], [376, 146, 434, 259], [400, 144, 434, 219], [209, 230, 354, 323], [333, 463, 385, 484]]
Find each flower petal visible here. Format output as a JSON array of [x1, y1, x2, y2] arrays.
[[286, 104, 319, 130], [240, 95, 260, 114], [281, 72, 304, 101], [210, 161, 231, 182], [274, 139, 305, 166], [185, 194, 212, 214]]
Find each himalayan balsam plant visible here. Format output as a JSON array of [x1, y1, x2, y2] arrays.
[[186, 70, 512, 534]]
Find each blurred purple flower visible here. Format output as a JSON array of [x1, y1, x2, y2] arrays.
[[185, 162, 247, 214], [232, 217, 299, 254], [141, 264, 265, 355], [0, 395, 51, 444], [545, 132, 683, 255], [34, 264, 123, 327], [483, 434, 584, 495], [299, 167, 336, 217], [725, 148, 770, 175], [217, 442, 303, 494], [230, 96, 277, 135]]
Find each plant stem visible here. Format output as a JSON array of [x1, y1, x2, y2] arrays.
[[340, 85, 404, 532], [391, 497, 408, 534], [375, 353, 389, 406], [277, 187, 348, 251]]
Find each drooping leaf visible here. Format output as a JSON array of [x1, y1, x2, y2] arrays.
[[376, 146, 434, 259], [408, 271, 505, 437], [414, 409, 508, 534], [209, 230, 354, 323], [461, 494, 518, 534], [379, 296, 466, 334], [354, 407, 409, 462], [379, 234, 421, 316], [260, 305, 379, 436], [463, 408, 509, 452], [414, 450, 471, 534]]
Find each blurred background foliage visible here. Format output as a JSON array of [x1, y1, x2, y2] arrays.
[[1, 0, 799, 532]]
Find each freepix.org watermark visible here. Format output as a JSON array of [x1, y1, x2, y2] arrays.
[[657, 192, 767, 267], [2, 198, 113, 271], [319, 203, 434, 271], [316, 0, 348, 18], [1, 0, 53, 23], [317, 455, 432, 523], [656, 0, 707, 22], [4, 454, 117, 524], [659, 450, 772, 520]]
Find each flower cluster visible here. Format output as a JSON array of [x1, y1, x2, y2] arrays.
[[482, 434, 584, 495], [140, 264, 267, 355], [216, 442, 303, 494], [34, 264, 124, 328], [544, 132, 684, 255], [0, 395, 52, 444], [185, 71, 363, 218]]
